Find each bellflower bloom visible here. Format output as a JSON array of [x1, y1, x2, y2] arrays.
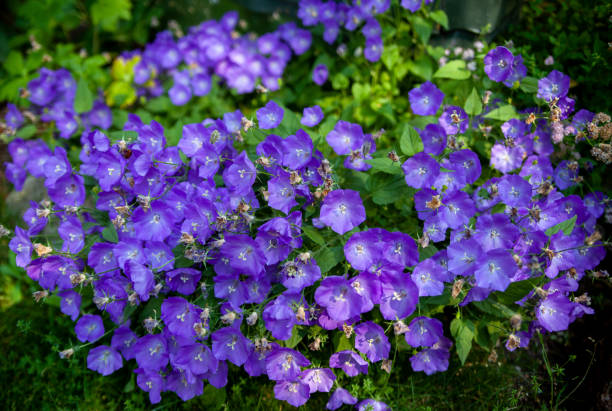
[[409, 81, 444, 116], [75, 314, 104, 343], [537, 292, 574, 332], [329, 350, 368, 377], [315, 275, 369, 322], [319, 189, 366, 235], [402, 152, 440, 189], [273, 380, 310, 407], [357, 399, 391, 411], [266, 347, 311, 381], [257, 100, 284, 129], [327, 387, 358, 410], [474, 249, 517, 291], [439, 106, 469, 135], [419, 124, 447, 156], [405, 317, 445, 347], [87, 346, 123, 376], [503, 54, 527, 87], [301, 105, 324, 127], [313, 64, 329, 85], [58, 290, 82, 321], [5, 103, 24, 129], [354, 321, 390, 362], [301, 368, 336, 393], [410, 347, 450, 375], [411, 259, 445, 297], [211, 327, 249, 366], [379, 271, 419, 320], [537, 70, 570, 101], [498, 175, 533, 207], [484, 46, 514, 82], [326, 120, 365, 155]]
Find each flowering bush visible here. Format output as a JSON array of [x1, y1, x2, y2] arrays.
[[1, 0, 610, 409]]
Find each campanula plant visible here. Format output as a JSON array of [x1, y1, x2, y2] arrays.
[[1, 0, 610, 409]]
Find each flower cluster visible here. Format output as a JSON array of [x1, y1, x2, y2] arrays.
[[129, 11, 312, 103], [4, 10, 313, 143], [24, 67, 112, 139], [297, 0, 433, 63]]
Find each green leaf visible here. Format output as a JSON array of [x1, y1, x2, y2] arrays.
[[302, 225, 325, 246], [284, 326, 304, 348], [145, 96, 171, 113], [490, 203, 506, 214], [91, 0, 132, 31], [545, 215, 577, 237], [365, 157, 403, 175], [4, 50, 24, 76], [74, 77, 94, 114], [410, 16, 433, 44], [316, 246, 344, 274], [371, 175, 410, 205], [494, 278, 538, 306], [464, 88, 483, 116], [433, 60, 471, 80], [201, 385, 226, 410], [16, 124, 37, 139], [419, 244, 438, 261], [519, 76, 539, 93], [429, 10, 449, 29], [335, 335, 353, 352], [399, 124, 424, 156], [102, 225, 118, 243], [244, 127, 266, 145], [108, 130, 138, 142], [381, 44, 400, 71], [472, 300, 516, 318], [407, 54, 434, 81], [484, 105, 519, 121], [331, 73, 349, 90], [450, 318, 474, 365], [351, 83, 371, 101]]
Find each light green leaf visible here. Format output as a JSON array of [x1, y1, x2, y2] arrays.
[[102, 225, 118, 243], [519, 76, 539, 94], [450, 318, 474, 365], [368, 174, 411, 205], [429, 10, 449, 29], [351, 83, 371, 101], [381, 44, 400, 71], [284, 326, 304, 348], [335, 335, 353, 352], [484, 105, 519, 121], [364, 157, 403, 175], [4, 50, 24, 76], [494, 278, 538, 306], [74, 77, 94, 114], [464, 88, 483, 116], [545, 215, 577, 237], [407, 54, 434, 81], [433, 60, 471, 80], [410, 16, 433, 44], [108, 130, 138, 142], [399, 124, 424, 156], [331, 73, 349, 90], [91, 0, 132, 31], [302, 225, 326, 246], [16, 124, 37, 139], [315, 246, 344, 274]]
